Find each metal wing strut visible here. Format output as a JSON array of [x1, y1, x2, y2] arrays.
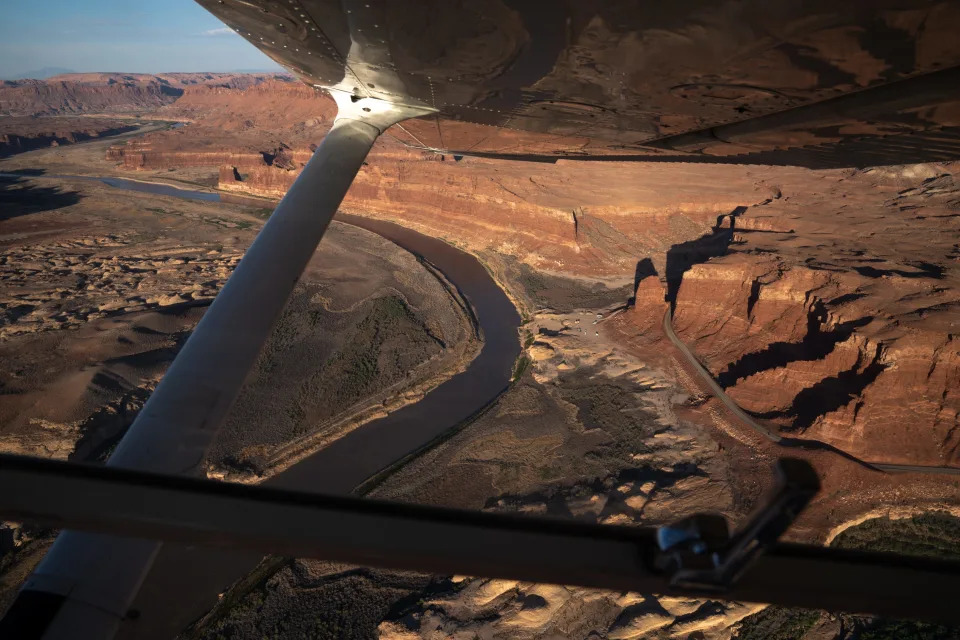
[[1, 93, 431, 640]]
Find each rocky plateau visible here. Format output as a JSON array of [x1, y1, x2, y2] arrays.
[[1, 72, 959, 640], [88, 78, 960, 467]]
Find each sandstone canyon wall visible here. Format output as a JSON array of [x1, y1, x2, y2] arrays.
[[0, 73, 294, 157], [660, 166, 960, 466], [100, 79, 960, 467], [0, 72, 287, 117], [0, 117, 139, 157]]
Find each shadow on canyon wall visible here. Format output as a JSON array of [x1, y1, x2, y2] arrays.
[[625, 206, 745, 308], [752, 343, 888, 434], [627, 257, 659, 306], [717, 304, 875, 388], [625, 205, 894, 443], [663, 206, 744, 311]]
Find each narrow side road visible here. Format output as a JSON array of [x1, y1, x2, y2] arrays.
[[662, 309, 960, 476]]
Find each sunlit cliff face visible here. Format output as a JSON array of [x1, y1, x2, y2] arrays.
[[89, 77, 960, 468]]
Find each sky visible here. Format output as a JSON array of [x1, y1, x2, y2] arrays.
[[0, 0, 283, 78]]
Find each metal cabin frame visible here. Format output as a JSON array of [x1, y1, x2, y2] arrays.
[[5, 0, 960, 635]]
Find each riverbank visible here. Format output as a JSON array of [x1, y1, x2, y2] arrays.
[[0, 169, 518, 485], [214, 250, 485, 483], [0, 154, 524, 632]]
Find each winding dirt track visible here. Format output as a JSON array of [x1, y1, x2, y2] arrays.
[[662, 309, 960, 476]]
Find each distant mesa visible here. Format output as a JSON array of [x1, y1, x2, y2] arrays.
[[0, 72, 293, 117]]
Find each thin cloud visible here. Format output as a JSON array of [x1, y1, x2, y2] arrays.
[[200, 27, 233, 36]]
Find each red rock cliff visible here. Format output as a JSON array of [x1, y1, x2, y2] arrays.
[[99, 79, 960, 465]]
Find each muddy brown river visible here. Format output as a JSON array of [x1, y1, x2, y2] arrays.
[[15, 173, 521, 638]]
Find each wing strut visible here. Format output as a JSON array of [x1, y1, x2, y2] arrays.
[[2, 93, 432, 640], [2, 454, 960, 627]]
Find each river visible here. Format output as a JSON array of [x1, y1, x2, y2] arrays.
[[0, 171, 221, 201], [14, 172, 522, 638]]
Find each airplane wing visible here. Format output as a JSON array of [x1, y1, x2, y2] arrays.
[[197, 0, 960, 166]]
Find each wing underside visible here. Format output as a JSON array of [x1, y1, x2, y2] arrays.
[[197, 0, 960, 166]]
